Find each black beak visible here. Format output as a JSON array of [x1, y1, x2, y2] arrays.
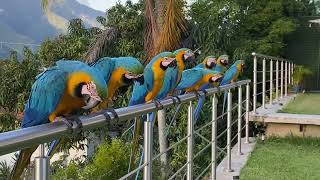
[[135, 75, 145, 85], [169, 60, 177, 67]]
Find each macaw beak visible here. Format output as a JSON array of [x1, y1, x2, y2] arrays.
[[81, 82, 102, 109], [210, 74, 223, 83], [221, 59, 229, 66], [133, 74, 144, 85], [162, 57, 177, 68], [184, 52, 195, 62], [239, 61, 245, 73], [207, 58, 217, 68]]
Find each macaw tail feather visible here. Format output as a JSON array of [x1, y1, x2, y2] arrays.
[[135, 148, 144, 180], [47, 138, 65, 158], [10, 146, 37, 180], [167, 103, 182, 134], [128, 117, 143, 172], [194, 96, 205, 124]]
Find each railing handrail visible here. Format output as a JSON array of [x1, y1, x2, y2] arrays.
[[252, 52, 290, 62], [0, 80, 251, 156]]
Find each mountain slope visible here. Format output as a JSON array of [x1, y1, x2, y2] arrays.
[[0, 0, 104, 58]]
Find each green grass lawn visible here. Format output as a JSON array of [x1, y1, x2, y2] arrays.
[[240, 137, 320, 180], [279, 93, 320, 114]]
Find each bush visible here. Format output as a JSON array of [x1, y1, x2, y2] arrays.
[[50, 139, 130, 180]]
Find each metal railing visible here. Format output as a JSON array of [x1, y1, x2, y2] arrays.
[[0, 80, 251, 180], [252, 52, 294, 113]]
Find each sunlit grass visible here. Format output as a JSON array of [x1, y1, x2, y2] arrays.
[[241, 136, 320, 180], [279, 93, 320, 115]]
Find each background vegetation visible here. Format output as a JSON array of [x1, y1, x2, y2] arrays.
[[0, 0, 318, 179]]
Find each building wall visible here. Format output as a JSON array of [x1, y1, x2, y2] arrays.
[[285, 16, 320, 90]]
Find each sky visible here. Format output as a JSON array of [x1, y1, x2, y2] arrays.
[[77, 0, 138, 12]]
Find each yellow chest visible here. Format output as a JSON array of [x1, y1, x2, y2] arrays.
[[48, 72, 92, 122], [108, 67, 126, 100], [186, 74, 213, 92], [176, 58, 185, 84], [145, 60, 166, 102]]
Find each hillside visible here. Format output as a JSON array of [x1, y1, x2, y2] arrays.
[[0, 0, 104, 58]]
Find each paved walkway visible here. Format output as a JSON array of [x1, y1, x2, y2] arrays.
[[216, 137, 256, 180]]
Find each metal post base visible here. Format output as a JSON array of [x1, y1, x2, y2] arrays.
[[34, 157, 49, 180], [224, 168, 234, 173]]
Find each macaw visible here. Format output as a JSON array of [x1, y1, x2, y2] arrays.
[[128, 52, 176, 171], [215, 54, 229, 73], [47, 57, 144, 159], [221, 60, 245, 116], [191, 54, 229, 122], [11, 60, 107, 180], [175, 68, 222, 123], [91, 56, 144, 109], [156, 48, 194, 99], [195, 56, 217, 70]]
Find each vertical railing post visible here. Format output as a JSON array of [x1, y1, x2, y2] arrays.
[[187, 101, 194, 180], [253, 53, 257, 113], [276, 60, 279, 102], [35, 144, 49, 180], [262, 58, 266, 108], [285, 61, 288, 96], [226, 90, 233, 172], [143, 116, 153, 180], [281, 61, 284, 99], [211, 94, 218, 180], [237, 86, 242, 155], [245, 83, 250, 144], [291, 63, 294, 85], [288, 62, 291, 85], [270, 59, 273, 104]]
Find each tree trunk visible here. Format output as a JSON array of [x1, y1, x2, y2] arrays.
[[157, 109, 168, 168], [155, 0, 166, 28]]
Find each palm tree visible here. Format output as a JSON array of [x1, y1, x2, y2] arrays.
[[41, 0, 187, 172]]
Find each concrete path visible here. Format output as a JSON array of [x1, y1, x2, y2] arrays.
[[216, 137, 256, 180]]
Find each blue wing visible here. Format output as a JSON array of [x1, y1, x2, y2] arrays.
[[112, 57, 144, 74], [143, 67, 154, 92], [129, 82, 148, 106], [90, 57, 116, 83], [220, 68, 237, 86], [156, 66, 178, 99], [22, 67, 67, 128], [195, 63, 205, 69], [176, 69, 204, 90]]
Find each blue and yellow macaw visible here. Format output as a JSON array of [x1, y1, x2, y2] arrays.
[[156, 48, 194, 99], [11, 60, 107, 180], [195, 56, 217, 70], [221, 60, 245, 115], [176, 68, 222, 92], [191, 54, 229, 122], [128, 52, 176, 170], [215, 54, 229, 73], [175, 68, 222, 123], [91, 56, 144, 109]]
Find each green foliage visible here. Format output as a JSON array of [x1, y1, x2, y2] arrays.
[[0, 47, 40, 130], [50, 139, 130, 180], [293, 65, 313, 85], [101, 1, 144, 58], [191, 0, 316, 80], [0, 161, 11, 180], [38, 18, 101, 66]]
